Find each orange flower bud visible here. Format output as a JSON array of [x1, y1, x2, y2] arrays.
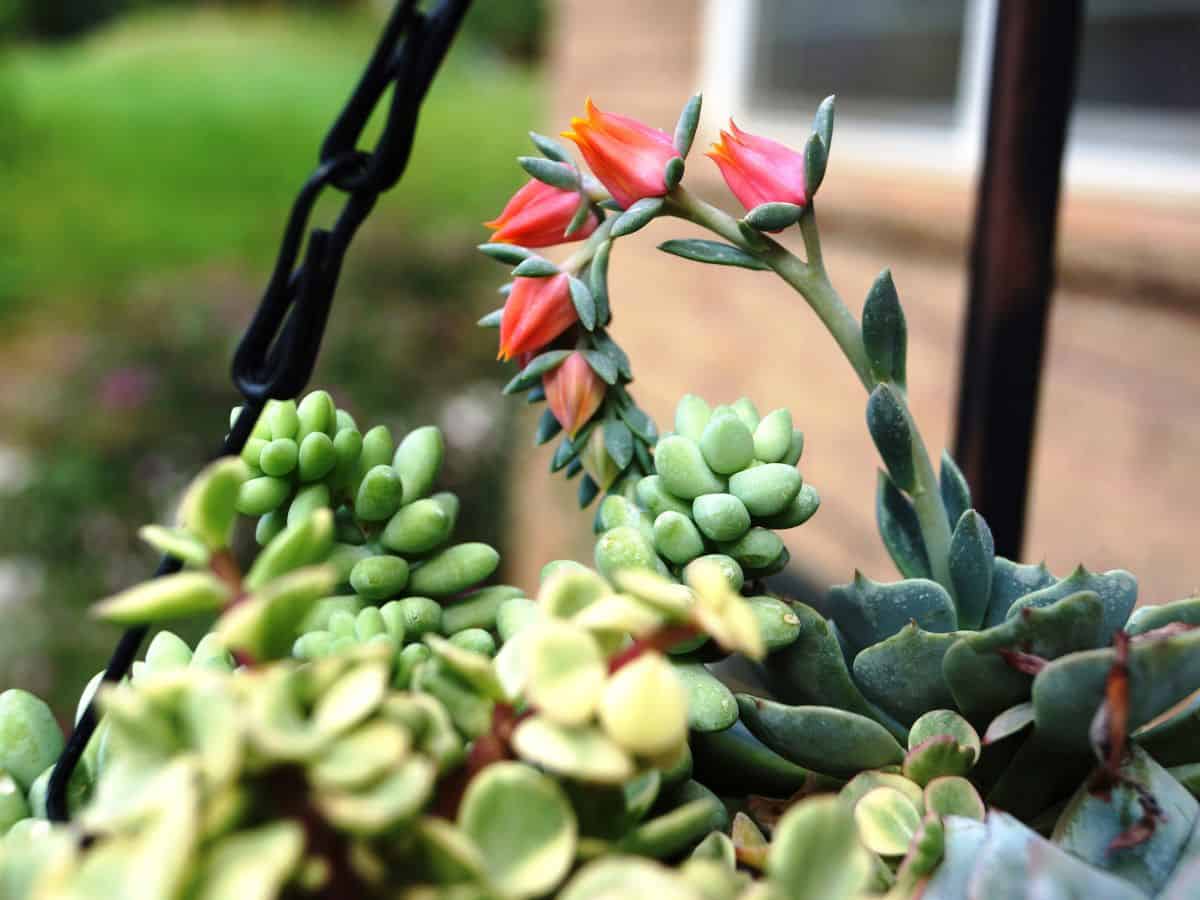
[[485, 179, 599, 248], [562, 99, 680, 210], [706, 121, 807, 213], [544, 352, 604, 437], [498, 274, 577, 362]]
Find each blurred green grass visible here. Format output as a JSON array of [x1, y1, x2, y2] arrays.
[[0, 7, 539, 319]]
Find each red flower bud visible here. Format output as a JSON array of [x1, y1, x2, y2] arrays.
[[544, 351, 604, 437], [561, 98, 680, 210], [706, 121, 807, 213], [484, 179, 599, 248], [498, 274, 577, 362]]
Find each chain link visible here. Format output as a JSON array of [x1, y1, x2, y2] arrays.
[[48, 0, 474, 821]]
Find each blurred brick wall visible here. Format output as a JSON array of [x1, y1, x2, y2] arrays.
[[501, 0, 1200, 607]]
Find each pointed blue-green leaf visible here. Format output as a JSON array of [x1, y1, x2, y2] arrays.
[[550, 437, 578, 473], [582, 349, 619, 386], [568, 275, 597, 331], [947, 509, 994, 630], [861, 269, 907, 389], [478, 243, 532, 265], [477, 307, 504, 328], [590, 331, 632, 380], [602, 420, 635, 470], [804, 132, 828, 198], [982, 556, 1056, 627], [1127, 594, 1200, 636], [503, 350, 571, 395], [672, 662, 737, 733], [617, 404, 657, 445], [518, 155, 580, 190], [511, 257, 560, 278], [529, 130, 570, 163], [852, 624, 962, 727], [610, 197, 665, 237], [565, 197, 595, 240], [939, 451, 971, 527], [866, 383, 915, 491], [828, 573, 957, 657], [744, 202, 804, 231], [1054, 746, 1198, 896], [813, 95, 836, 154], [578, 474, 600, 508], [589, 240, 612, 325], [1006, 565, 1136, 642], [535, 409, 562, 446], [736, 695, 904, 775], [673, 93, 702, 157], [527, 383, 546, 404], [1033, 625, 1200, 751], [876, 470, 931, 579], [657, 238, 769, 270], [943, 590, 1107, 723], [664, 156, 685, 190]]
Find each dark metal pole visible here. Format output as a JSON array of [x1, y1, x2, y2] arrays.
[[954, 0, 1084, 559]]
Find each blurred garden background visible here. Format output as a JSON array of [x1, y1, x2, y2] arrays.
[[0, 0, 544, 714]]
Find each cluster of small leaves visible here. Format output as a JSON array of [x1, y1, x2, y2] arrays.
[[592, 393, 815, 593]]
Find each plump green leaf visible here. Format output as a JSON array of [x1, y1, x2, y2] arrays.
[[611, 198, 665, 237], [736, 695, 905, 775], [947, 509, 994, 630], [569, 275, 598, 331], [866, 384, 915, 491], [1054, 746, 1197, 895], [875, 471, 931, 579], [854, 786, 921, 856], [690, 720, 811, 797], [518, 155, 580, 190], [829, 573, 957, 657], [1007, 565, 1137, 644], [673, 93, 702, 156], [853, 624, 961, 727], [1032, 623, 1200, 751], [459, 762, 577, 899], [768, 795, 871, 899], [861, 269, 907, 389], [744, 202, 804, 231], [943, 589, 1107, 722]]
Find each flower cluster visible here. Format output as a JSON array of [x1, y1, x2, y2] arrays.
[[480, 94, 818, 509]]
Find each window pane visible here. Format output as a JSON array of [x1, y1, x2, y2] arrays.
[[751, 1, 967, 124], [1077, 0, 1200, 114]]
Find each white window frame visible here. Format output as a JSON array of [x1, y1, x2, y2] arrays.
[[701, 0, 1200, 200]]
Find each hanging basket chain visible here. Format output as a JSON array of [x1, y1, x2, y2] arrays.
[[47, 0, 474, 823]]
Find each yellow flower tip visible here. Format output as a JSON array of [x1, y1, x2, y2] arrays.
[[584, 96, 600, 118]]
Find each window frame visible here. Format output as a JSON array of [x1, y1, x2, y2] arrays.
[[701, 0, 1200, 200]]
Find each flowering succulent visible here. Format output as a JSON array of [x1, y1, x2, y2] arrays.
[[4, 78, 1200, 900], [707, 120, 808, 217], [485, 178, 600, 248], [561, 98, 681, 209]]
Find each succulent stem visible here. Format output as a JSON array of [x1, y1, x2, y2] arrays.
[[666, 186, 956, 593]]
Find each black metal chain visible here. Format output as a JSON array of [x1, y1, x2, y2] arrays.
[[47, 0, 473, 822]]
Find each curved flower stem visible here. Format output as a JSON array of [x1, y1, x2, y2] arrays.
[[666, 185, 955, 591], [666, 186, 872, 390]]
